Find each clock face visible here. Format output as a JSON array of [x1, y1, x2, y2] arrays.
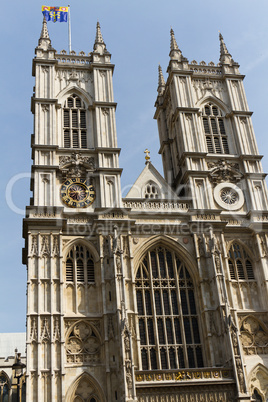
[[60, 178, 95, 208]]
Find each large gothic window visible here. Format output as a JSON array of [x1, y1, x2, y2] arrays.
[[202, 103, 229, 154], [135, 246, 203, 371], [66, 245, 95, 284], [63, 94, 87, 149]]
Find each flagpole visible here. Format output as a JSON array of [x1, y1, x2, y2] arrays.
[[68, 5, 71, 53]]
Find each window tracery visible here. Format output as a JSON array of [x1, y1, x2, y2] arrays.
[[0, 372, 10, 402], [66, 245, 95, 284], [240, 316, 268, 355], [66, 321, 101, 364], [144, 182, 160, 199], [227, 243, 259, 310], [202, 103, 229, 154], [135, 246, 203, 371], [63, 94, 87, 149], [228, 243, 255, 282]]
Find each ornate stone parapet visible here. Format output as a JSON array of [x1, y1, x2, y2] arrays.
[[135, 367, 234, 385]]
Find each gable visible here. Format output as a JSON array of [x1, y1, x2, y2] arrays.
[[124, 162, 178, 200]]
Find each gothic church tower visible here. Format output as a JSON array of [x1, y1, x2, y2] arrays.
[[23, 19, 125, 401], [23, 19, 268, 402]]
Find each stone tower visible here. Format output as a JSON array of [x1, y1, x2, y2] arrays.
[[23, 19, 125, 401], [23, 19, 268, 402]]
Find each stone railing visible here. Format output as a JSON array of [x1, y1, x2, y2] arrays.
[[122, 201, 189, 211], [56, 53, 90, 65], [189, 61, 222, 75]]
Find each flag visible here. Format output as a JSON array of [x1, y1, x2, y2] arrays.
[[42, 6, 68, 23]]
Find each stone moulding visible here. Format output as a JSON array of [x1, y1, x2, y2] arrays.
[[135, 368, 234, 385]]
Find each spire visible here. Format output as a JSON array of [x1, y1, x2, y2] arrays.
[[38, 16, 51, 50], [169, 28, 182, 60], [41, 15, 50, 39], [157, 65, 166, 95], [93, 21, 107, 54], [219, 32, 233, 65]]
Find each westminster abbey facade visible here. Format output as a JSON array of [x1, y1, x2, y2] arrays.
[[22, 18, 268, 401]]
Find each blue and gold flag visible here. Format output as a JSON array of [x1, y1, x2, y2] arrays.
[[42, 6, 68, 23]]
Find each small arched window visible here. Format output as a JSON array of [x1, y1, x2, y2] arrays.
[[135, 246, 203, 371], [63, 94, 87, 149], [65, 245, 95, 284], [202, 103, 229, 154], [144, 182, 160, 199], [228, 243, 255, 281]]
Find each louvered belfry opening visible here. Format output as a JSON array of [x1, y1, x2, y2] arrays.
[[202, 103, 229, 154], [135, 246, 204, 371], [63, 94, 87, 149], [65, 245, 95, 284], [228, 242, 255, 281]]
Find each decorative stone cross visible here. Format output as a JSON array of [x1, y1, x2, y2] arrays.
[[144, 149, 151, 164]]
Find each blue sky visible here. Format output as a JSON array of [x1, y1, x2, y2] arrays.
[[1, 0, 268, 332]]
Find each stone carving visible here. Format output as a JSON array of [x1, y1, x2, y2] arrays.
[[260, 235, 268, 257], [102, 107, 110, 116], [112, 227, 123, 255], [192, 79, 224, 100], [235, 357, 246, 393], [41, 104, 49, 112], [102, 235, 111, 257], [66, 321, 101, 364], [124, 329, 133, 397], [231, 327, 239, 356], [53, 317, 61, 342], [197, 235, 209, 258], [136, 385, 235, 401], [40, 235, 50, 257], [214, 254, 221, 273], [41, 317, 50, 343], [207, 160, 242, 185], [249, 364, 268, 401], [240, 316, 268, 355], [31, 235, 38, 256], [115, 254, 122, 274], [56, 69, 92, 86], [52, 236, 59, 257], [123, 236, 129, 256], [30, 317, 38, 342], [59, 152, 95, 179]]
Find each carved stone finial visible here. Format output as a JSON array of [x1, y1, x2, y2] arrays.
[[219, 32, 234, 65], [169, 28, 182, 61], [144, 149, 151, 164], [170, 28, 179, 51], [157, 65, 166, 95], [93, 21, 107, 54], [38, 15, 52, 50]]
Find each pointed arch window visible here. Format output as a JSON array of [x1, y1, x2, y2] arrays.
[[135, 246, 203, 371], [228, 243, 255, 282], [0, 372, 10, 402], [65, 245, 95, 284], [202, 103, 229, 154], [63, 94, 87, 149], [227, 242, 259, 310]]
